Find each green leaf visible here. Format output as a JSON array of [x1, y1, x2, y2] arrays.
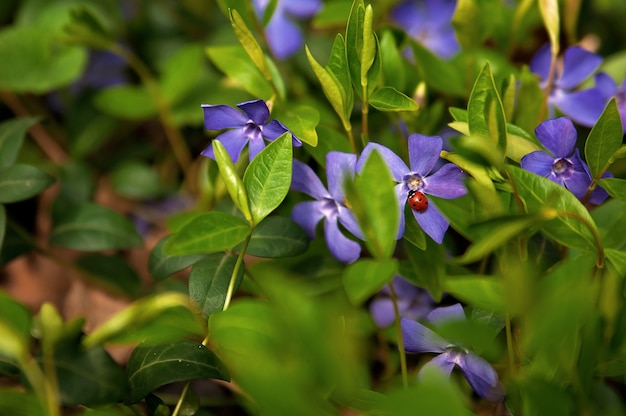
[[159, 44, 205, 107], [50, 203, 142, 251], [213, 140, 252, 223], [346, 0, 365, 94], [409, 41, 466, 97], [230, 9, 270, 79], [369, 87, 418, 112], [206, 44, 273, 100], [342, 259, 398, 305], [0, 391, 45, 416], [76, 254, 142, 296], [452, 0, 483, 50], [514, 66, 544, 134], [598, 177, 626, 200], [508, 166, 598, 252], [539, 0, 560, 54], [0, 117, 38, 170], [467, 62, 507, 164], [585, 98, 623, 178], [189, 253, 243, 319], [276, 105, 319, 147], [0, 24, 87, 93], [109, 161, 162, 199], [163, 211, 250, 256], [244, 216, 309, 258], [347, 150, 399, 260], [94, 85, 156, 119], [327, 34, 353, 120], [380, 29, 405, 91], [126, 341, 229, 404], [401, 237, 446, 302], [360, 4, 375, 88], [243, 132, 292, 225], [0, 293, 32, 362], [592, 199, 626, 248], [402, 208, 427, 250], [0, 205, 5, 254], [148, 236, 207, 282], [0, 164, 55, 203], [444, 275, 505, 313]]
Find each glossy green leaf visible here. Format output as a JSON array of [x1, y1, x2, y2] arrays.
[[409, 41, 466, 97], [0, 117, 37, 170], [598, 177, 626, 200], [327, 33, 353, 119], [189, 253, 243, 318], [76, 254, 142, 296], [126, 341, 229, 404], [347, 150, 398, 260], [369, 87, 419, 112], [444, 275, 505, 313], [345, 0, 365, 93], [213, 140, 251, 222], [276, 105, 319, 147], [164, 211, 249, 256], [50, 203, 142, 251], [402, 207, 427, 250], [0, 164, 55, 203], [592, 199, 626, 248], [94, 85, 157, 119], [360, 4, 375, 88], [206, 45, 273, 100], [515, 66, 544, 134], [244, 216, 309, 258], [109, 161, 162, 199], [585, 98, 623, 178], [508, 166, 598, 253], [148, 236, 207, 282], [539, 0, 560, 54], [342, 259, 398, 305], [243, 132, 292, 225], [230, 9, 270, 79]]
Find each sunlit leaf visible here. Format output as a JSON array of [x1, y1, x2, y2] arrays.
[[369, 87, 418, 112], [229, 9, 270, 79], [539, 0, 560, 54], [213, 140, 252, 223], [585, 98, 623, 178]]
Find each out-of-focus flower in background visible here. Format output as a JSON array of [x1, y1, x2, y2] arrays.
[[369, 276, 434, 328]]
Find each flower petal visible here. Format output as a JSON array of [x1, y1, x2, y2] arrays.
[[423, 26, 459, 59], [237, 99, 270, 125], [413, 200, 449, 244], [427, 303, 466, 325], [262, 119, 290, 141], [248, 136, 267, 161], [553, 89, 606, 127], [564, 168, 592, 200], [458, 352, 504, 401], [529, 43, 552, 84], [401, 317, 449, 353], [200, 128, 249, 162], [202, 104, 248, 130], [291, 159, 330, 199], [589, 171, 612, 205], [265, 12, 304, 58], [395, 184, 408, 238], [326, 151, 357, 202], [357, 142, 408, 181], [337, 206, 364, 240], [534, 117, 577, 158], [391, 1, 428, 36], [594, 72, 618, 99], [558, 47, 602, 90], [424, 163, 467, 199], [324, 216, 361, 263], [408, 134, 443, 176], [369, 297, 397, 328], [290, 200, 325, 238], [419, 353, 456, 378], [282, 0, 322, 18], [424, 0, 457, 26], [520, 151, 554, 178]]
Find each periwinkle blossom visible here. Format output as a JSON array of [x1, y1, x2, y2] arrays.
[[201, 99, 301, 162], [369, 276, 434, 328], [530, 43, 605, 126], [356, 134, 467, 244], [253, 0, 322, 59], [402, 304, 504, 401], [290, 152, 364, 264], [590, 72, 626, 134], [520, 117, 608, 204], [391, 0, 460, 59]]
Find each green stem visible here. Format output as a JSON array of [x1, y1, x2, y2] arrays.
[[346, 126, 357, 154], [504, 313, 516, 376], [388, 282, 408, 389], [20, 356, 60, 416], [171, 381, 192, 416], [361, 88, 369, 149]]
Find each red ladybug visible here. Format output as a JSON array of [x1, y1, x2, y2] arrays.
[[407, 190, 428, 212]]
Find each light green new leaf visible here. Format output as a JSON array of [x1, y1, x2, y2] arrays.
[[0, 164, 55, 203], [230, 9, 270, 80], [0, 292, 32, 363], [276, 105, 319, 147], [189, 253, 243, 318], [342, 259, 398, 305], [597, 178, 626, 201], [0, 117, 38, 170], [243, 132, 292, 225], [369, 87, 419, 112], [346, 0, 365, 94], [585, 98, 623, 178], [539, 0, 560, 54], [360, 4, 375, 88], [213, 140, 252, 223], [327, 34, 353, 121], [163, 211, 250, 255], [380, 30, 405, 91], [126, 341, 229, 404]]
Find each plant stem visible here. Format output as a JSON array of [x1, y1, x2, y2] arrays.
[[388, 282, 409, 389], [223, 233, 252, 312], [504, 313, 516, 375], [20, 356, 60, 416]]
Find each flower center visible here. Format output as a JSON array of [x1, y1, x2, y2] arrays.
[[243, 121, 263, 141], [552, 158, 573, 178], [320, 197, 340, 219], [444, 345, 469, 365], [405, 174, 424, 192]]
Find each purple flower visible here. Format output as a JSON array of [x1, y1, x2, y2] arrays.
[[369, 276, 434, 328], [201, 99, 301, 162], [391, 0, 460, 59], [590, 72, 626, 134], [402, 304, 504, 401], [290, 152, 364, 264], [530, 44, 605, 126], [253, 0, 322, 59], [357, 134, 467, 244], [520, 117, 608, 204]]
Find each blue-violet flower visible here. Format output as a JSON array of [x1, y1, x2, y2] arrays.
[[402, 304, 504, 401], [591, 72, 626, 134], [290, 152, 364, 264], [201, 99, 301, 162], [370, 276, 434, 328], [357, 134, 467, 244], [253, 0, 322, 59]]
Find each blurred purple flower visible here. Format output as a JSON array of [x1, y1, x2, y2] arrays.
[[402, 304, 504, 401], [357, 134, 467, 244], [520, 117, 608, 204], [201, 99, 301, 162], [253, 0, 322, 59], [591, 72, 626, 134], [370, 276, 434, 328], [391, 0, 459, 59], [290, 152, 363, 264], [530, 44, 605, 126]]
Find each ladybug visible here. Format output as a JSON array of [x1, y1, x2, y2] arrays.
[[407, 190, 428, 212]]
